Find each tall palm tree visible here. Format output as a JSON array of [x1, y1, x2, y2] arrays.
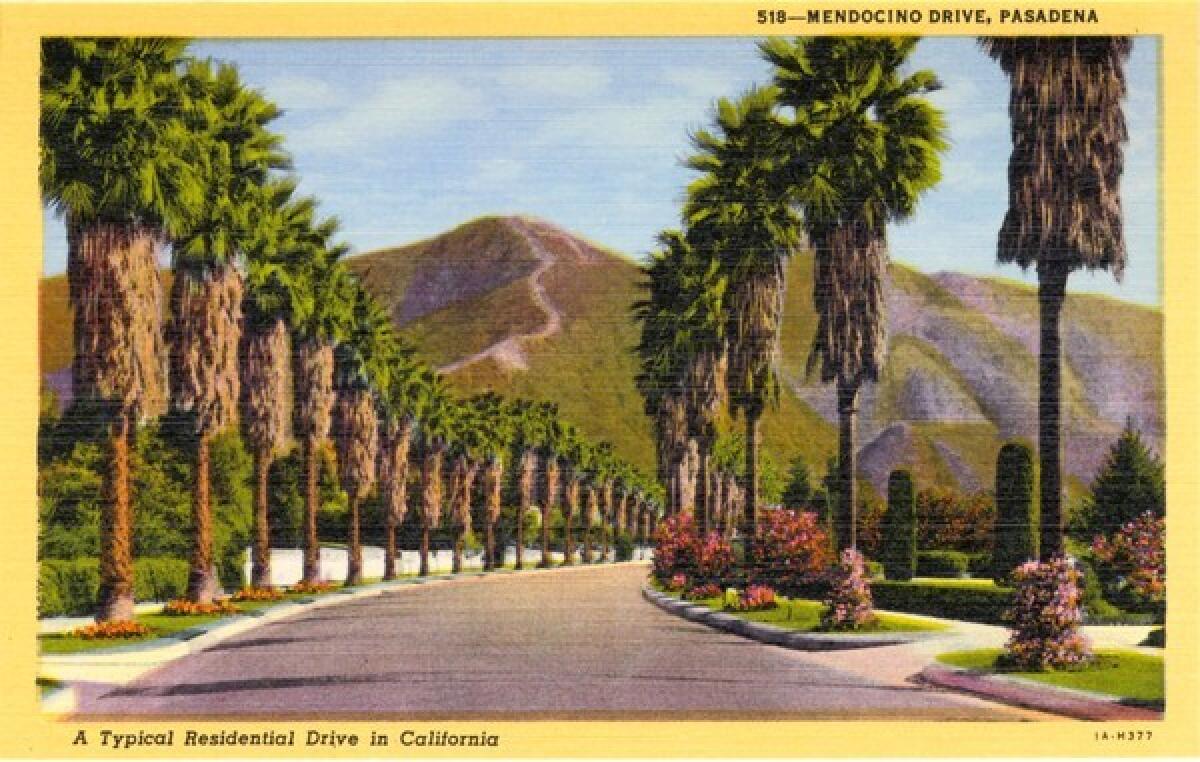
[[538, 413, 566, 567], [979, 37, 1132, 558], [378, 346, 423, 580], [763, 36, 947, 550], [333, 286, 392, 586], [685, 87, 800, 542], [40, 37, 199, 621], [416, 376, 453, 576], [509, 399, 548, 570], [469, 393, 511, 570], [241, 180, 313, 589], [293, 232, 354, 584], [169, 59, 289, 602]]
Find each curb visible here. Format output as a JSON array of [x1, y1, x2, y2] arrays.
[[40, 561, 651, 685], [918, 663, 1164, 721], [642, 586, 945, 651]]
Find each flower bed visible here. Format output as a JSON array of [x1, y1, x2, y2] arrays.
[[70, 620, 153, 640], [231, 587, 285, 602], [162, 599, 241, 616], [287, 580, 338, 595]]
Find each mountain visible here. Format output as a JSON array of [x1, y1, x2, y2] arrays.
[[39, 215, 1163, 498]]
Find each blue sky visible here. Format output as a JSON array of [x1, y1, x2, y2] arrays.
[[42, 37, 1160, 305]]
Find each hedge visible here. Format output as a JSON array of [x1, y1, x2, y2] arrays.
[[38, 558, 190, 617], [872, 580, 1013, 625], [881, 470, 917, 580], [992, 441, 1038, 582], [917, 550, 993, 578]]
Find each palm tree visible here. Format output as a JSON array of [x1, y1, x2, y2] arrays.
[[763, 36, 947, 550], [293, 233, 354, 584], [979, 37, 1132, 559], [41, 37, 199, 621], [241, 180, 312, 589], [685, 87, 800, 542], [416, 376, 453, 576], [169, 59, 289, 602], [469, 393, 511, 570], [377, 347, 423, 580], [509, 399, 548, 570], [538, 414, 566, 567], [333, 286, 392, 586]]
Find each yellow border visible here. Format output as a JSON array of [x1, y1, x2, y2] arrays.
[[2, 1, 1198, 757]]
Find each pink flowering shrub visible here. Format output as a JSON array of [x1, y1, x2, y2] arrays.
[[727, 584, 778, 612], [663, 573, 688, 592], [752, 509, 832, 590], [1091, 512, 1165, 610], [652, 513, 735, 585], [684, 582, 723, 600], [1003, 557, 1092, 670], [652, 514, 698, 583], [820, 549, 875, 631]]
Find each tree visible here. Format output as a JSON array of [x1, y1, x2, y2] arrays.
[[763, 36, 947, 550], [980, 37, 1133, 558], [241, 180, 311, 589], [685, 86, 800, 542], [1084, 419, 1164, 534], [377, 347, 424, 580], [993, 441, 1039, 582], [780, 454, 815, 511], [416, 377, 453, 576], [881, 470, 917, 580], [293, 234, 354, 584], [332, 285, 392, 585], [41, 37, 200, 621]]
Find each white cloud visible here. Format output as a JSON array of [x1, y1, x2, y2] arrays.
[[256, 74, 344, 112], [287, 76, 485, 155], [659, 65, 761, 101], [533, 95, 704, 153], [491, 64, 612, 98]]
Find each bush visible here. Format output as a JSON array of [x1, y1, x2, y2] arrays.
[[684, 582, 722, 600], [38, 557, 190, 617], [916, 486, 994, 553], [1091, 511, 1165, 617], [917, 550, 970, 578], [726, 585, 778, 612], [993, 441, 1039, 583], [864, 560, 884, 580], [751, 508, 831, 589], [881, 470, 917, 580], [871, 580, 1013, 625], [821, 549, 875, 630], [1083, 420, 1164, 536], [651, 513, 733, 585], [1003, 557, 1091, 670], [966, 553, 992, 577], [614, 532, 635, 562]]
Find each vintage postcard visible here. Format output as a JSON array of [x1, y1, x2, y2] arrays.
[[1, 0, 1197, 757]]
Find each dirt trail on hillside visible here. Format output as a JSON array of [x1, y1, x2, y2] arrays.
[[439, 217, 564, 373]]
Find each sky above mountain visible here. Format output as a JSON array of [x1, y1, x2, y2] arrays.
[[41, 37, 1160, 305]]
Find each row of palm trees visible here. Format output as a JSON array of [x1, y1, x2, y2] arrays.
[[40, 38, 661, 624], [636, 35, 1132, 561]]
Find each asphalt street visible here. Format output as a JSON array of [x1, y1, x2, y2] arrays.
[[73, 563, 1040, 719]]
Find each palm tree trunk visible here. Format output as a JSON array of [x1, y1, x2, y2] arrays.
[[836, 380, 859, 551], [452, 531, 463, 573], [485, 521, 496, 571], [251, 445, 272, 589], [302, 439, 321, 583], [582, 490, 595, 563], [539, 457, 557, 567], [695, 441, 711, 535], [97, 412, 135, 623], [383, 506, 397, 581], [516, 451, 534, 570], [1038, 265, 1068, 559], [744, 413, 760, 539], [188, 435, 218, 603], [419, 522, 430, 577], [346, 492, 362, 586]]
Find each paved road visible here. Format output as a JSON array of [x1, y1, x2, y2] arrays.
[[73, 564, 1040, 719]]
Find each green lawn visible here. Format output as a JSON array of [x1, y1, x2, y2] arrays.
[[40, 595, 326, 654], [908, 577, 1000, 589], [937, 648, 1164, 703], [687, 594, 948, 634]]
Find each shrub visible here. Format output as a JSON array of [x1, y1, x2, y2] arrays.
[[821, 549, 875, 631], [38, 557, 189, 617], [864, 560, 885, 580], [652, 513, 698, 582], [1091, 511, 1165, 616], [752, 508, 832, 589], [651, 513, 733, 585], [881, 470, 917, 580], [1002, 557, 1091, 670], [993, 441, 1039, 583], [288, 580, 336, 595], [727, 585, 778, 612], [664, 573, 688, 592], [917, 550, 970, 578], [231, 587, 284, 602], [614, 532, 635, 562], [916, 486, 994, 553], [871, 580, 1012, 625], [1083, 420, 1164, 536], [684, 582, 722, 600]]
